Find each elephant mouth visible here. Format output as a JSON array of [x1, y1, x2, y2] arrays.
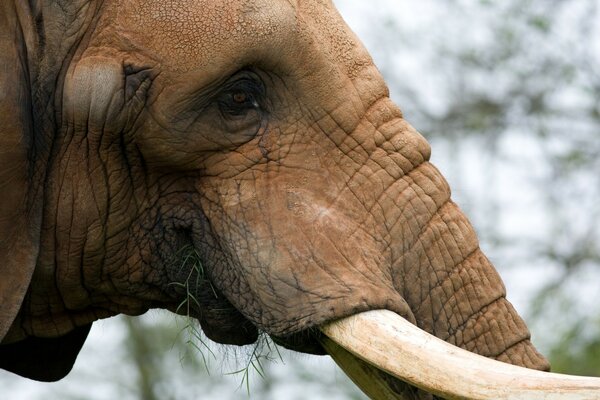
[[317, 310, 600, 399]]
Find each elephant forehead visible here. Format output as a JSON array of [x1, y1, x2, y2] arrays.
[[103, 0, 366, 77], [108, 0, 297, 71]]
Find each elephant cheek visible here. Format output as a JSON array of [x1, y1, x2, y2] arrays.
[[196, 183, 413, 339]]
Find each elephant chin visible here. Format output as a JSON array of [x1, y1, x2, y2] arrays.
[[166, 283, 259, 346], [195, 309, 259, 347], [319, 310, 600, 400]]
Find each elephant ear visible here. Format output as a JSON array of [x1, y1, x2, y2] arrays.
[[0, 324, 93, 381], [0, 4, 41, 340], [0, 4, 93, 381]]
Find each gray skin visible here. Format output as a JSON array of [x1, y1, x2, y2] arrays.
[[0, 0, 549, 396]]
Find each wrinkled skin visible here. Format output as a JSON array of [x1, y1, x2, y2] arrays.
[[0, 0, 549, 395]]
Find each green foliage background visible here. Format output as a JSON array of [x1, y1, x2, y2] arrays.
[[1, 0, 599, 398]]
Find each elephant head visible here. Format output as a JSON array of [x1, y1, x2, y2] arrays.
[[1, 1, 597, 398]]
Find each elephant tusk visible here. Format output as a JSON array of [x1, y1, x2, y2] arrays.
[[320, 310, 600, 400], [318, 335, 415, 399]]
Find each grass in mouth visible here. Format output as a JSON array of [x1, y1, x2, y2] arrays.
[[226, 332, 283, 394], [169, 245, 283, 392], [169, 246, 216, 371]]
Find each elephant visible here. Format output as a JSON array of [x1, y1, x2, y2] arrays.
[[1, 1, 598, 399]]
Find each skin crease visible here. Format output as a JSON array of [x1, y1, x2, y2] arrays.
[[0, 0, 549, 396]]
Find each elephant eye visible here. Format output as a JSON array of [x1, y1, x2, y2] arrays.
[[217, 77, 265, 118], [232, 91, 252, 105]]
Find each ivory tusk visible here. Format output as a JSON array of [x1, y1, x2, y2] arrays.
[[319, 335, 411, 400], [320, 310, 600, 400]]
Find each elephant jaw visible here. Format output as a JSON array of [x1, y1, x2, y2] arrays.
[[319, 310, 600, 400]]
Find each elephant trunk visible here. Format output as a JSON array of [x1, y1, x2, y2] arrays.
[[335, 113, 549, 369], [312, 162, 600, 398], [388, 186, 549, 370], [309, 147, 552, 398]]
